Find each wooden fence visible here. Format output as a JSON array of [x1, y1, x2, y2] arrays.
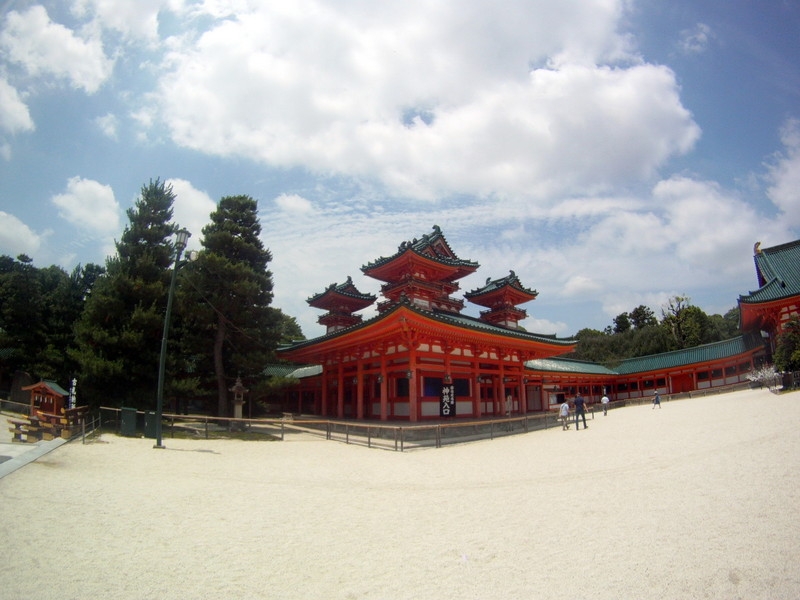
[[98, 406, 600, 451]]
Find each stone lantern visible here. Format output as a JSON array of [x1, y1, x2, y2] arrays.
[[229, 376, 249, 426]]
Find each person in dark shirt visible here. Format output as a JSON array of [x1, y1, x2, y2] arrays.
[[574, 394, 588, 430], [653, 391, 661, 409]]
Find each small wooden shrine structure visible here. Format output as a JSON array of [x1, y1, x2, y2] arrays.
[[21, 380, 69, 416], [279, 226, 576, 421], [8, 380, 87, 443]]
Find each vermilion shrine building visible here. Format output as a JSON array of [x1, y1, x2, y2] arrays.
[[278, 226, 575, 421], [278, 231, 799, 420], [739, 240, 800, 353], [21, 380, 70, 416]]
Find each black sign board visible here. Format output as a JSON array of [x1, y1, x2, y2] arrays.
[[440, 384, 456, 417]]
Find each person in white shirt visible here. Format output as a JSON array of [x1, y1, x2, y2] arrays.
[[559, 400, 570, 430], [601, 394, 610, 416]]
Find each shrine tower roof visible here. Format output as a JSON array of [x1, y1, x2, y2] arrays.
[[738, 239, 800, 305], [278, 295, 575, 362], [464, 270, 538, 307], [361, 225, 479, 283], [307, 276, 376, 310]]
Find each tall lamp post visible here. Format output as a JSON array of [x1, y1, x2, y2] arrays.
[[154, 228, 191, 449]]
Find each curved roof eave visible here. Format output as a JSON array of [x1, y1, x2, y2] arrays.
[[278, 300, 575, 359]]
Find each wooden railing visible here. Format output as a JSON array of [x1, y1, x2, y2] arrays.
[[98, 406, 585, 451]]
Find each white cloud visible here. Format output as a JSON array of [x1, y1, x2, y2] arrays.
[[0, 211, 43, 257], [275, 193, 314, 214], [95, 113, 118, 139], [154, 1, 698, 202], [448, 170, 792, 334], [654, 177, 762, 270], [0, 5, 113, 93], [677, 23, 713, 55], [766, 118, 800, 227], [524, 316, 570, 336], [71, 0, 166, 42], [166, 178, 216, 252], [52, 176, 120, 233], [0, 77, 34, 135]]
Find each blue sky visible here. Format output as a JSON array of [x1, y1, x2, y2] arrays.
[[1, 0, 799, 339]]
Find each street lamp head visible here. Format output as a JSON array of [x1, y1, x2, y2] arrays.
[[175, 228, 191, 252]]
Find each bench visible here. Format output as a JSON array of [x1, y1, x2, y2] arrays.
[[7, 418, 42, 443]]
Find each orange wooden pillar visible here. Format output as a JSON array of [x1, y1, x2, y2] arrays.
[[337, 369, 344, 418], [408, 347, 418, 422], [379, 356, 388, 421], [320, 370, 328, 417], [472, 373, 480, 418], [356, 361, 364, 420]]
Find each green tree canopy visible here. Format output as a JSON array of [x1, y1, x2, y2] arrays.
[[0, 255, 100, 386], [71, 179, 178, 408], [774, 316, 800, 372], [570, 299, 739, 364], [177, 195, 279, 416], [613, 312, 631, 334], [629, 305, 657, 329], [661, 295, 718, 350]]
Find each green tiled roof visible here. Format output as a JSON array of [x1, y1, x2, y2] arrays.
[[278, 296, 576, 354], [525, 357, 617, 375], [262, 364, 299, 377], [45, 380, 70, 396], [288, 365, 323, 379], [465, 270, 538, 300], [524, 334, 764, 377], [739, 239, 800, 304], [430, 309, 575, 346], [614, 333, 764, 375], [361, 225, 480, 273], [23, 379, 70, 396], [307, 275, 376, 305]]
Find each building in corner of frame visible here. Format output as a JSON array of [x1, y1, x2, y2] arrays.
[[277, 232, 800, 420]]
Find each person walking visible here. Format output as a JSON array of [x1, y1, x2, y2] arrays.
[[574, 393, 588, 430], [559, 399, 571, 430], [653, 390, 661, 409], [601, 393, 610, 416]]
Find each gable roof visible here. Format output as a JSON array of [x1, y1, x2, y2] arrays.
[[21, 379, 69, 397], [739, 239, 800, 304]]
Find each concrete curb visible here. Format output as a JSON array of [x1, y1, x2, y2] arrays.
[[0, 438, 67, 479]]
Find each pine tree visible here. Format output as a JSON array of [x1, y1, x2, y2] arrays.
[[71, 179, 177, 408], [177, 195, 278, 416], [0, 256, 103, 389]]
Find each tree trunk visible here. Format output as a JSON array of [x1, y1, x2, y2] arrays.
[[214, 314, 227, 416]]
